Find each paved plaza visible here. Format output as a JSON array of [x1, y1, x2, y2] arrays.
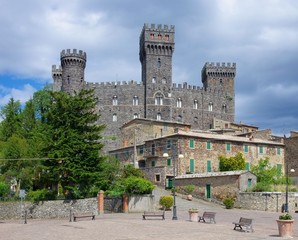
[[1, 194, 297, 240]]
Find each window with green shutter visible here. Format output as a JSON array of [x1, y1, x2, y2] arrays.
[[207, 141, 211, 150], [189, 139, 194, 149], [245, 162, 250, 170], [259, 146, 263, 154], [207, 160, 211, 172], [226, 143, 231, 152], [277, 147, 281, 155], [248, 178, 252, 188], [277, 164, 282, 174], [244, 144, 249, 153], [189, 159, 194, 173], [167, 158, 171, 166], [167, 140, 171, 149], [151, 160, 156, 167]]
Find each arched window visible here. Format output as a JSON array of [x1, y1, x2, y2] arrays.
[[222, 104, 227, 113], [208, 102, 213, 111], [150, 33, 154, 39], [162, 78, 166, 84], [193, 100, 198, 109], [177, 98, 182, 108], [177, 115, 182, 122], [155, 93, 164, 105], [112, 113, 117, 122], [157, 113, 161, 121], [152, 77, 156, 84], [133, 113, 139, 119], [133, 96, 139, 106], [112, 96, 118, 106], [157, 58, 161, 68]]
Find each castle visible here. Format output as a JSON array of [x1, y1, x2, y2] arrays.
[[52, 23, 236, 151]]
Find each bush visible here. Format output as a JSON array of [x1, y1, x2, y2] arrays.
[[184, 185, 195, 194], [122, 176, 154, 195], [0, 181, 10, 200], [251, 182, 272, 192], [159, 196, 174, 210], [27, 189, 56, 202], [223, 197, 235, 209]]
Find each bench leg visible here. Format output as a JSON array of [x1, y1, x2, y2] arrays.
[[234, 224, 242, 230]]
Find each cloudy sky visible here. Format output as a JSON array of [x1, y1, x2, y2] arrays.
[[0, 0, 297, 135]]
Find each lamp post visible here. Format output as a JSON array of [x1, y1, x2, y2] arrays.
[[163, 142, 183, 220], [285, 166, 295, 212]]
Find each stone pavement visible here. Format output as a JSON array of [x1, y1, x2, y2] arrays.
[[1, 189, 298, 240]]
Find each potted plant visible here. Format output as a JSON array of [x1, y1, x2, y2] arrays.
[[188, 208, 199, 222], [159, 196, 174, 210], [276, 212, 294, 238], [184, 185, 195, 201]]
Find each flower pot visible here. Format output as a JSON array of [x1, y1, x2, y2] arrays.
[[276, 219, 294, 238], [188, 210, 198, 222], [187, 194, 192, 201]]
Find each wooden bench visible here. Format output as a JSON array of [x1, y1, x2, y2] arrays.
[[198, 211, 216, 223], [233, 217, 254, 232], [142, 211, 165, 220], [73, 212, 95, 222]]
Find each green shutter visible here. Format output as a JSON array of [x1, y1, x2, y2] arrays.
[[226, 143, 231, 152], [190, 139, 194, 149], [259, 146, 263, 154], [277, 164, 282, 174], [167, 140, 171, 149], [207, 141, 211, 150], [151, 160, 155, 167], [248, 179, 252, 188], [167, 158, 171, 166], [245, 162, 250, 170], [277, 147, 281, 155], [244, 144, 248, 153], [190, 159, 194, 173], [207, 160, 211, 172]]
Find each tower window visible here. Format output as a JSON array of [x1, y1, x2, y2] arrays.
[[222, 104, 227, 113], [152, 77, 156, 83], [112, 113, 117, 122], [158, 34, 162, 40], [177, 98, 182, 108], [165, 35, 169, 41], [158, 58, 161, 68], [162, 78, 166, 84], [150, 33, 154, 39], [157, 113, 161, 121], [193, 100, 198, 109], [112, 96, 118, 105], [155, 93, 164, 105], [133, 96, 139, 105], [208, 102, 213, 111], [177, 115, 182, 122], [133, 113, 139, 119]]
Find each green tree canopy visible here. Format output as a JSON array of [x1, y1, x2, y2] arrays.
[[219, 152, 246, 171], [43, 89, 106, 198]]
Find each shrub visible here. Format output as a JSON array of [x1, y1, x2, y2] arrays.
[[27, 189, 56, 202], [159, 196, 174, 210], [223, 197, 235, 209], [122, 176, 154, 195], [279, 212, 292, 220], [251, 182, 272, 192], [184, 185, 195, 194], [0, 181, 10, 200]]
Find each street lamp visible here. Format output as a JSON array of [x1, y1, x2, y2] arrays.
[[163, 150, 184, 220], [285, 166, 295, 212]]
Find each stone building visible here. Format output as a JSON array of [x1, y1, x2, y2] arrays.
[[110, 125, 284, 189], [52, 23, 236, 151], [285, 131, 298, 183]]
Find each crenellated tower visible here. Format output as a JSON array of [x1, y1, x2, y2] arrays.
[[59, 49, 87, 94], [139, 23, 175, 120], [52, 65, 62, 91]]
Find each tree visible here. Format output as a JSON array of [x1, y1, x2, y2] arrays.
[[0, 98, 21, 141], [219, 152, 246, 171], [43, 89, 105, 198]]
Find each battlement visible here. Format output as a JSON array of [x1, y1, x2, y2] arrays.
[[87, 80, 143, 87], [143, 23, 175, 32], [60, 49, 87, 60], [52, 65, 62, 76], [172, 82, 203, 91], [204, 62, 236, 69]]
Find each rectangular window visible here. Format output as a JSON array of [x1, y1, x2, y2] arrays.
[[151, 160, 156, 167], [189, 139, 194, 149], [259, 146, 263, 154], [152, 144, 155, 156], [226, 143, 231, 152], [155, 174, 160, 182], [167, 158, 171, 166], [245, 162, 250, 170], [166, 140, 171, 149], [248, 178, 252, 188], [138, 146, 144, 154], [207, 141, 211, 150], [277, 147, 281, 155], [207, 160, 211, 172], [189, 159, 194, 173], [244, 144, 249, 153]]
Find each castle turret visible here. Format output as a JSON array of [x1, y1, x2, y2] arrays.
[[139, 23, 175, 120], [52, 65, 62, 91], [60, 49, 87, 94]]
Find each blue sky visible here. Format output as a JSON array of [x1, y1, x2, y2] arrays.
[[0, 0, 297, 135]]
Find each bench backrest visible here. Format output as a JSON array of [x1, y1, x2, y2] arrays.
[[239, 217, 252, 225], [203, 212, 216, 217]]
